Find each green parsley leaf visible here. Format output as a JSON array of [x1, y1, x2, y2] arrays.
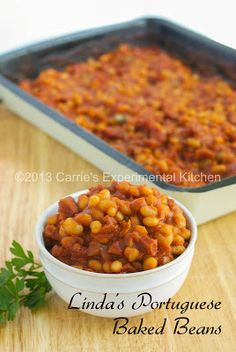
[[0, 241, 52, 323], [0, 268, 12, 285], [10, 241, 28, 259]]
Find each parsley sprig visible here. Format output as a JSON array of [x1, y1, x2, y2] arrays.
[[0, 240, 51, 323]]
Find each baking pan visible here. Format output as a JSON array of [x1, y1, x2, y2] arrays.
[[0, 17, 235, 224]]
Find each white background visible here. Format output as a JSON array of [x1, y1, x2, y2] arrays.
[[1, 0, 236, 53]]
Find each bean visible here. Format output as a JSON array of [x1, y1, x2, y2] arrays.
[[157, 231, 173, 245], [90, 220, 102, 233], [107, 207, 117, 217], [121, 202, 131, 215], [143, 257, 158, 270], [211, 164, 226, 174], [160, 224, 173, 236], [156, 159, 168, 172], [172, 235, 185, 246], [124, 247, 139, 262], [160, 195, 168, 205], [140, 205, 157, 217], [61, 236, 77, 248], [145, 195, 158, 205], [139, 185, 153, 196], [181, 228, 191, 240], [78, 195, 89, 210], [134, 225, 148, 235], [117, 181, 130, 193], [129, 186, 140, 197], [99, 199, 116, 212], [88, 259, 102, 271], [90, 208, 104, 220], [62, 218, 83, 235], [111, 260, 123, 273], [174, 213, 186, 228], [115, 211, 124, 222], [75, 213, 92, 226], [143, 216, 159, 227], [99, 189, 111, 200], [88, 195, 100, 207], [187, 138, 201, 148], [172, 245, 185, 255]]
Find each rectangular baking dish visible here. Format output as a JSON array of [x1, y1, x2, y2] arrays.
[[0, 17, 235, 224]]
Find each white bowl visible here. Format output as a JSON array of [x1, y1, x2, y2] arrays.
[[36, 190, 197, 318]]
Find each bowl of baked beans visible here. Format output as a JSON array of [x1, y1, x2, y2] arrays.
[[36, 181, 197, 317]]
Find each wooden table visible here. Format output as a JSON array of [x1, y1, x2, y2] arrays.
[[0, 104, 235, 352]]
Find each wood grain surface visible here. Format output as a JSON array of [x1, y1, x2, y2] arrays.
[[0, 104, 235, 352]]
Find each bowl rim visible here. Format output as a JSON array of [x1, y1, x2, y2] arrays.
[[36, 189, 197, 278]]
